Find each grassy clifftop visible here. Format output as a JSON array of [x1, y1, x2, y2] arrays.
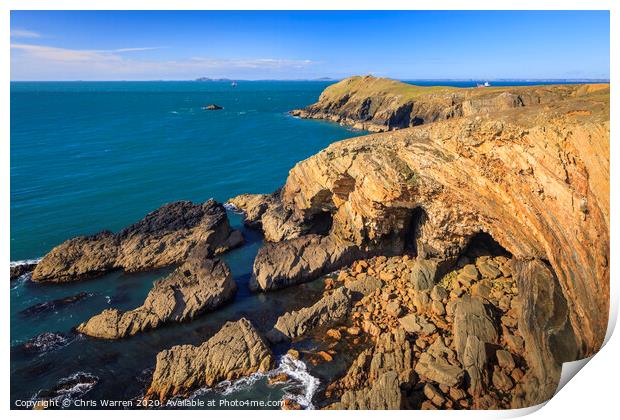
[[292, 75, 609, 132]]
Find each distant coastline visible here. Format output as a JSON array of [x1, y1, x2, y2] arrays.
[[10, 77, 610, 83]]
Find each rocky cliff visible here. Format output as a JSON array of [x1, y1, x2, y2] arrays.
[[291, 75, 601, 132], [32, 199, 243, 283], [243, 81, 609, 367]]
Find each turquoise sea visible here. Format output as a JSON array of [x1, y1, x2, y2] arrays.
[[10, 80, 587, 409]]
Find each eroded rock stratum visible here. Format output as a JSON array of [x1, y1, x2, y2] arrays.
[[245, 80, 609, 359]]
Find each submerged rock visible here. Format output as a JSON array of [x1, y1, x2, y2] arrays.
[[145, 318, 274, 402], [20, 332, 70, 354], [32, 200, 243, 283], [10, 262, 37, 281], [77, 250, 236, 339], [19, 292, 91, 317]]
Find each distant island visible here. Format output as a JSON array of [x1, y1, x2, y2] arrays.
[[195, 77, 233, 82]]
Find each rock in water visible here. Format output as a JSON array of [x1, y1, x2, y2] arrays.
[[10, 262, 37, 281], [145, 318, 274, 402], [20, 292, 91, 317], [77, 251, 236, 339], [267, 287, 351, 342], [202, 104, 223, 110], [32, 200, 243, 283]]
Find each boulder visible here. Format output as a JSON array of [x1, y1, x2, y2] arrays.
[[267, 287, 351, 342], [77, 251, 235, 339], [452, 296, 498, 364], [334, 329, 414, 394], [496, 349, 516, 371], [32, 200, 242, 283], [145, 318, 273, 402], [251, 235, 362, 291], [398, 314, 437, 336], [344, 275, 383, 300], [462, 335, 488, 397], [409, 258, 452, 291], [414, 352, 464, 387]]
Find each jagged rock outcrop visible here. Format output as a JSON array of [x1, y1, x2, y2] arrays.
[[76, 249, 236, 339], [227, 193, 276, 229], [145, 318, 273, 402], [511, 259, 578, 408], [227, 191, 326, 242], [32, 200, 243, 283], [257, 82, 609, 360], [267, 287, 351, 342], [251, 235, 363, 291], [291, 75, 594, 132]]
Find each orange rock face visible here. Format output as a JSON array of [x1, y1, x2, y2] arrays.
[[280, 84, 609, 357]]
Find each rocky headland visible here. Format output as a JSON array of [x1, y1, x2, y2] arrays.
[[290, 75, 598, 132], [221, 76, 609, 408], [31, 199, 243, 283], [21, 76, 609, 410]]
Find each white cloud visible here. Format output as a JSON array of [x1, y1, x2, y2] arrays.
[[10, 43, 317, 80], [10, 29, 41, 38]]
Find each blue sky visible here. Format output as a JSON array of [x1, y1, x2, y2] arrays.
[[10, 10, 610, 81]]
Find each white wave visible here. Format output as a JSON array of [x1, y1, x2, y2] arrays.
[[223, 203, 243, 214], [11, 272, 32, 290], [277, 354, 320, 410], [31, 371, 98, 406], [10, 258, 41, 267], [214, 372, 264, 396], [182, 354, 320, 409]]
